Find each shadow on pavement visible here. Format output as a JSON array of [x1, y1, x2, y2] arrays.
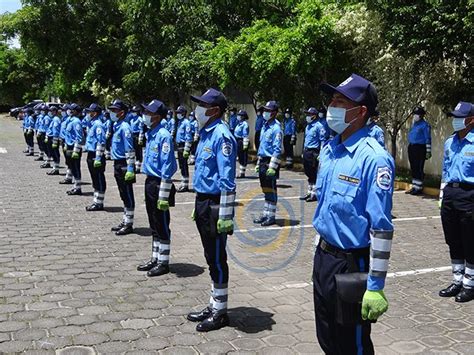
[[276, 184, 292, 189], [275, 219, 300, 227], [228, 307, 276, 333], [133, 227, 152, 237], [103, 206, 125, 213], [170, 263, 205, 278]]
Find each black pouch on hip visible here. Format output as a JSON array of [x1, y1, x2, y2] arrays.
[[334, 272, 373, 325]]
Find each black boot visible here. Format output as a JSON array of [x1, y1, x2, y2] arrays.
[[439, 283, 462, 297], [35, 156, 44, 161], [299, 193, 310, 200], [66, 188, 82, 195], [40, 162, 51, 168], [59, 179, 73, 185], [115, 224, 133, 236], [25, 152, 34, 156], [147, 263, 170, 277], [137, 259, 158, 272], [196, 313, 229, 332], [47, 169, 59, 175], [111, 222, 125, 232], [253, 215, 267, 224], [306, 194, 317, 202], [261, 217, 276, 226], [187, 307, 212, 322], [85, 203, 104, 211], [455, 287, 474, 303], [177, 185, 189, 193]]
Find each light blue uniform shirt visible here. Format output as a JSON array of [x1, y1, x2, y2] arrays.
[[142, 124, 177, 180], [111, 120, 135, 172], [85, 119, 107, 159], [35, 114, 44, 131], [46, 115, 60, 137], [255, 114, 264, 132], [368, 122, 385, 148], [304, 119, 328, 150], [64, 116, 83, 147], [313, 126, 394, 291], [442, 129, 474, 185], [229, 114, 238, 132], [130, 115, 143, 134], [408, 119, 431, 145], [175, 118, 192, 144], [193, 118, 237, 194], [283, 117, 296, 136], [234, 120, 249, 139], [166, 118, 176, 135], [25, 115, 34, 130], [258, 119, 282, 158], [59, 116, 70, 141]]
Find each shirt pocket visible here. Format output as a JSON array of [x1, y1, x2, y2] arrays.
[[461, 152, 474, 173], [199, 150, 215, 176], [329, 179, 360, 219]]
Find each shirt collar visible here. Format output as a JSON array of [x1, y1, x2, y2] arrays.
[[456, 128, 474, 143], [149, 123, 162, 137], [204, 118, 222, 132], [337, 126, 370, 154]]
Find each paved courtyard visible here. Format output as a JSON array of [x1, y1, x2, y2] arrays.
[[0, 115, 473, 354]]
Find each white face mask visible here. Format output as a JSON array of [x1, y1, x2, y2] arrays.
[[318, 112, 324, 118], [452, 117, 466, 132], [413, 114, 421, 122], [195, 105, 212, 127], [177, 113, 183, 119], [143, 114, 152, 127], [41, 111, 46, 115], [237, 115, 242, 121], [305, 116, 313, 124], [85, 113, 91, 120], [285, 113, 290, 118], [47, 112, 53, 117], [263, 111, 271, 121], [326, 106, 360, 134], [61, 111, 66, 118], [110, 111, 119, 122], [167, 114, 172, 119], [66, 109, 72, 116]]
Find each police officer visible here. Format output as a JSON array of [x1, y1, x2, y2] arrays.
[[367, 110, 385, 147], [41, 105, 53, 169], [130, 106, 145, 173], [438, 101, 474, 303], [234, 109, 250, 178], [34, 104, 47, 162], [300, 107, 329, 202], [313, 74, 394, 354], [188, 111, 199, 165], [175, 105, 193, 192], [253, 101, 282, 227], [109, 99, 136, 236], [24, 108, 35, 156], [19, 108, 29, 153], [166, 109, 176, 138], [46, 106, 62, 175], [186, 88, 236, 332], [254, 106, 264, 153], [136, 99, 177, 277], [282, 108, 296, 169], [84, 103, 107, 211], [59, 104, 74, 184], [406, 106, 431, 195], [104, 111, 113, 160], [65, 103, 84, 195]]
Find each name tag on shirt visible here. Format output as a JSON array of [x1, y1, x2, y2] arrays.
[[338, 174, 360, 185]]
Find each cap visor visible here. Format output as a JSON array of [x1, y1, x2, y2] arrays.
[[190, 94, 211, 105], [107, 105, 120, 110], [448, 110, 466, 118]]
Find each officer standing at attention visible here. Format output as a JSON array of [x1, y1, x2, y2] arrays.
[[84, 103, 107, 211], [20, 108, 29, 153], [300, 107, 329, 202], [367, 110, 385, 147], [166, 109, 176, 138], [34, 104, 46, 162], [228, 107, 238, 135], [130, 106, 144, 173], [104, 112, 113, 160], [406, 106, 431, 195], [188, 111, 199, 165], [109, 99, 136, 236], [24, 108, 35, 156], [186, 88, 236, 332], [253, 101, 282, 227], [175, 105, 193, 192], [41, 105, 53, 169], [282, 108, 296, 169], [65, 103, 84, 195], [137, 99, 177, 277], [234, 109, 250, 178], [254, 106, 264, 153], [312, 74, 394, 354], [46, 106, 61, 175], [438, 101, 474, 303], [59, 104, 74, 184]]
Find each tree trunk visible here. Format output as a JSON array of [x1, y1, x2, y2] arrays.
[[390, 130, 398, 163]]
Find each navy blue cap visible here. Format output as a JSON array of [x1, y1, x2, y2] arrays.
[[191, 88, 228, 111], [448, 101, 474, 118], [263, 101, 279, 111], [257, 105, 264, 112], [141, 99, 167, 116], [320, 73, 378, 115], [85, 103, 102, 113], [48, 105, 58, 112], [305, 107, 318, 115], [108, 99, 128, 111], [317, 106, 327, 114], [284, 108, 292, 114], [176, 105, 187, 114], [69, 103, 82, 112], [190, 111, 194, 117], [237, 109, 248, 117], [167, 109, 173, 115], [412, 106, 426, 115], [39, 103, 48, 111]]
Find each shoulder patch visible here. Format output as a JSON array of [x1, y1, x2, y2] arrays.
[[221, 141, 233, 157], [276, 132, 282, 140], [376, 167, 392, 191], [162, 142, 170, 154], [96, 127, 102, 135], [75, 123, 81, 131], [124, 129, 132, 138]]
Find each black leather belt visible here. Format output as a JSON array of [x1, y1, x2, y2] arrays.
[[447, 182, 474, 191], [319, 239, 369, 259]]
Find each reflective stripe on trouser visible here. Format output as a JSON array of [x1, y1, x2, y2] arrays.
[[114, 161, 135, 218], [211, 283, 228, 316], [159, 239, 170, 265], [408, 144, 426, 190], [452, 260, 465, 285], [259, 162, 278, 218], [152, 237, 160, 261], [464, 264, 474, 289]]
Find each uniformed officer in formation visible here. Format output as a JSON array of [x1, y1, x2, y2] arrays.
[[84, 103, 107, 211], [34, 103, 46, 162], [46, 106, 61, 175], [186, 88, 236, 332], [24, 108, 35, 156], [166, 109, 176, 138], [300, 107, 329, 202], [406, 106, 432, 195], [65, 103, 84, 195], [367, 110, 385, 147], [20, 108, 28, 153], [137, 99, 177, 277], [228, 107, 238, 135], [313, 74, 394, 354], [282, 107, 296, 169], [59, 104, 74, 184], [234, 109, 250, 178], [130, 106, 145, 173], [253, 101, 282, 227], [438, 101, 474, 303], [254, 106, 264, 153], [108, 99, 136, 236], [175, 105, 193, 193], [188, 111, 199, 165], [41, 105, 53, 169]]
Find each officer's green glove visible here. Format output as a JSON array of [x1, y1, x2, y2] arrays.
[[157, 200, 169, 211], [426, 152, 432, 160], [93, 160, 102, 168], [44, 137, 48, 143], [266, 168, 276, 177], [71, 152, 80, 159], [361, 290, 389, 321], [183, 151, 190, 159], [63, 145, 67, 153], [191, 208, 196, 221], [138, 140, 143, 146], [217, 219, 234, 234], [124, 171, 135, 182], [438, 199, 442, 209], [52, 144, 58, 149], [255, 165, 259, 173]]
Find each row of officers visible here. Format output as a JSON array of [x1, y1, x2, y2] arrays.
[[17, 77, 473, 352]]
